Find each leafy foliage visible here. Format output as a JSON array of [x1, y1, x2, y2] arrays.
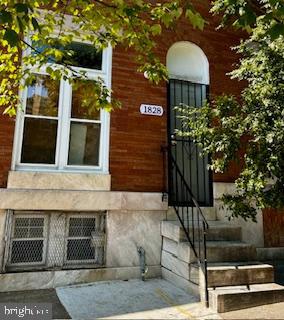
[[179, 1, 284, 221], [0, 0, 205, 115]]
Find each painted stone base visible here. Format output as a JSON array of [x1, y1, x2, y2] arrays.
[[106, 210, 166, 267], [7, 171, 111, 191], [0, 192, 167, 272], [0, 266, 161, 292]]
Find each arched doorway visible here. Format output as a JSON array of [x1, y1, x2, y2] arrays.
[[166, 41, 213, 206]]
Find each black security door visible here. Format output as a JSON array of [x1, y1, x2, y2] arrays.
[[168, 79, 213, 206]]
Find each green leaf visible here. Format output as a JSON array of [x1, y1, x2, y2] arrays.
[[3, 29, 19, 46], [269, 23, 284, 40], [151, 24, 162, 35], [3, 105, 16, 117], [14, 3, 29, 14], [0, 10, 12, 24], [185, 9, 205, 30]]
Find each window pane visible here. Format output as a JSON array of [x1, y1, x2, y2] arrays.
[[64, 42, 102, 70], [68, 217, 96, 237], [26, 75, 59, 117], [11, 240, 44, 263], [68, 122, 100, 166], [14, 227, 29, 238], [66, 239, 95, 261], [21, 118, 57, 164], [71, 81, 100, 120], [32, 41, 102, 70]]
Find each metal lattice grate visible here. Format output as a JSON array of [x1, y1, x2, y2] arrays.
[[11, 240, 44, 263], [67, 239, 95, 260], [65, 215, 105, 265], [14, 218, 44, 238], [47, 213, 66, 268], [5, 211, 106, 271], [9, 215, 47, 266], [68, 217, 97, 237]]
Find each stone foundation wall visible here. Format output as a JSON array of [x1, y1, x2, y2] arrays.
[[0, 190, 167, 280], [106, 210, 166, 267]]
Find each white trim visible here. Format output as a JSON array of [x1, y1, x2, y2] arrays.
[[70, 118, 101, 124], [166, 41, 209, 85], [56, 78, 68, 169], [12, 42, 112, 174], [23, 115, 59, 120]]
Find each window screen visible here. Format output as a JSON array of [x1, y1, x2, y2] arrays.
[[5, 212, 105, 271], [9, 216, 47, 265], [66, 217, 98, 262]]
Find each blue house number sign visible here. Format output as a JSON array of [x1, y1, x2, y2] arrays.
[[140, 104, 164, 116]]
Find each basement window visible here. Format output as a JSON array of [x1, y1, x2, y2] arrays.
[[5, 211, 106, 272], [9, 215, 48, 265], [66, 216, 102, 263]]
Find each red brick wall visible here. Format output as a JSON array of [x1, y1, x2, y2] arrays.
[[0, 113, 15, 187], [110, 2, 245, 191], [263, 208, 284, 247]]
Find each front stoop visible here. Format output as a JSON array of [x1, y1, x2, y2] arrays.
[[161, 219, 284, 312], [209, 283, 284, 313]]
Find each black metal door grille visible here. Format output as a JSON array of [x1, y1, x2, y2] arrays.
[[168, 79, 213, 206]]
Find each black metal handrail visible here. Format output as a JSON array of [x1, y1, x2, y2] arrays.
[[168, 151, 209, 307]]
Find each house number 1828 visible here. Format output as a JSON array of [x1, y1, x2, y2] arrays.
[[140, 104, 164, 116]]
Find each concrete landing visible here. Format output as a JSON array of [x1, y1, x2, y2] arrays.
[[56, 279, 221, 319]]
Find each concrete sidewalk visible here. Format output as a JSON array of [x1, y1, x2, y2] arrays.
[[1, 278, 284, 319], [56, 279, 221, 320], [222, 302, 284, 319], [57, 279, 284, 320]]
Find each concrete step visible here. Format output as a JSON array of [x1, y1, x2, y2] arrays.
[[162, 237, 197, 263], [161, 220, 242, 243], [209, 283, 284, 313], [167, 207, 217, 221], [206, 263, 274, 287], [161, 250, 199, 283], [162, 248, 271, 288], [162, 237, 256, 263], [161, 267, 199, 297], [206, 241, 257, 263]]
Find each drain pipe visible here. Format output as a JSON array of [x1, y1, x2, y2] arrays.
[[137, 246, 148, 281]]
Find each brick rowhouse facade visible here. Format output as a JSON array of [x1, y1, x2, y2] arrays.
[[0, 2, 244, 191], [0, 1, 281, 288]]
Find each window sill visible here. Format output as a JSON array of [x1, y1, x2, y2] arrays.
[[7, 171, 111, 191]]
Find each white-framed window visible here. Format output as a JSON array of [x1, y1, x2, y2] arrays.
[[12, 41, 112, 173]]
